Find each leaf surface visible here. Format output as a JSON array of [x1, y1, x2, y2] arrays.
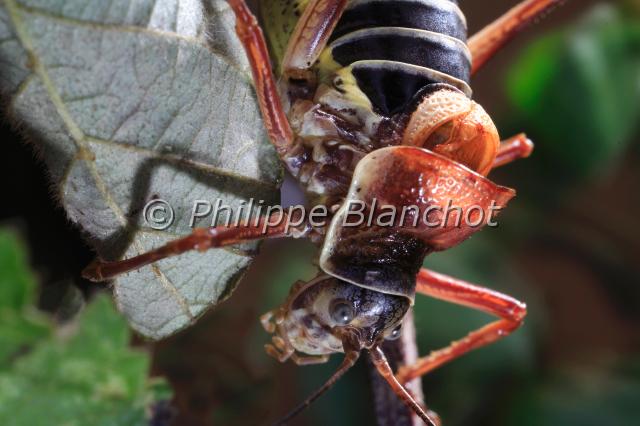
[[0, 0, 281, 339]]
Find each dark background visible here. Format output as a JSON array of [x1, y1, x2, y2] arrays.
[[1, 0, 638, 425]]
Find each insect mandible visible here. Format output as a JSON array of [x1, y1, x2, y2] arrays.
[[84, 0, 561, 424]]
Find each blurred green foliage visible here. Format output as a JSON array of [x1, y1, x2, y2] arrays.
[[507, 4, 640, 181], [0, 230, 170, 426], [0, 231, 50, 369], [506, 365, 640, 426]]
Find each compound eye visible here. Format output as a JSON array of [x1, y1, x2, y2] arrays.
[[330, 300, 355, 325], [386, 323, 402, 340]]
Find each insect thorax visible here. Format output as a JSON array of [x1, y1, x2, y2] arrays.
[[281, 0, 472, 204]]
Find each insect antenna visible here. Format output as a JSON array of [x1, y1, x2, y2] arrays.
[[273, 350, 360, 425], [369, 346, 437, 426]]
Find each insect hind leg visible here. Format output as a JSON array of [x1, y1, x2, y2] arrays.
[[227, 0, 294, 157], [469, 0, 563, 74], [493, 133, 534, 169], [396, 268, 527, 384]]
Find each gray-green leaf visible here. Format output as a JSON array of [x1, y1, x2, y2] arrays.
[[0, 0, 281, 339]]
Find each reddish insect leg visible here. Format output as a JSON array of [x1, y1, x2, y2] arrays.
[[370, 346, 438, 426], [282, 0, 349, 78], [493, 133, 534, 169], [228, 0, 293, 156], [396, 268, 527, 384], [82, 213, 302, 281], [469, 0, 562, 74]]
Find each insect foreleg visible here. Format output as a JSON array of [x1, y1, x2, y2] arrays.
[[370, 346, 438, 426], [228, 0, 293, 156], [469, 0, 563, 74], [82, 212, 305, 281], [282, 0, 349, 79], [395, 268, 527, 384], [493, 133, 534, 169], [290, 353, 331, 366]]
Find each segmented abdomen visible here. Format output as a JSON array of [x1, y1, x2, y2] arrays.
[[321, 0, 471, 115]]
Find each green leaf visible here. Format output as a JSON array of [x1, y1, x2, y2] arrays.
[[507, 4, 640, 179], [0, 231, 168, 424], [0, 0, 282, 339], [0, 294, 170, 426], [0, 229, 36, 311], [0, 230, 50, 369]]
